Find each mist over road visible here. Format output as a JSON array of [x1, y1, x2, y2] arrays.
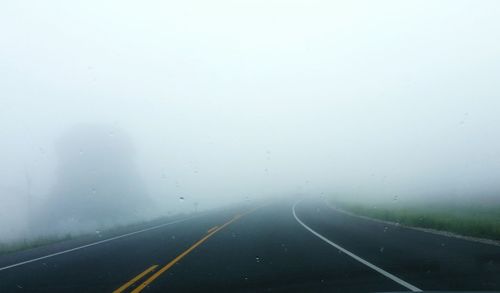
[[2, 1, 500, 292], [1, 198, 499, 292]]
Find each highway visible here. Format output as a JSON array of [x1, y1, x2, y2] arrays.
[[1, 198, 499, 292]]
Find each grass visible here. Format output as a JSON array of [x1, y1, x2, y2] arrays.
[[0, 212, 191, 256], [330, 198, 500, 241], [0, 234, 73, 255]]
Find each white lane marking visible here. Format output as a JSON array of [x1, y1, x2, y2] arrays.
[[324, 200, 500, 247], [0, 215, 203, 272], [292, 200, 423, 292]]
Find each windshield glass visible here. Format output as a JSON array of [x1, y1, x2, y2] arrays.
[[1, 1, 499, 292]]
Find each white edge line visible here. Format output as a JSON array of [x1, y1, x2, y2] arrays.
[[0, 214, 203, 272], [324, 200, 500, 247], [292, 200, 422, 292]]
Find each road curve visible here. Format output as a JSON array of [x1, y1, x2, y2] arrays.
[[1, 198, 499, 292]]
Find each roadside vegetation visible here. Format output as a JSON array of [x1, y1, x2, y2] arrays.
[[0, 212, 190, 256], [330, 197, 500, 241], [0, 235, 73, 255]]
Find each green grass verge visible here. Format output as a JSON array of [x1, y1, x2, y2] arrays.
[[330, 198, 500, 241], [0, 213, 190, 256], [0, 234, 73, 255]]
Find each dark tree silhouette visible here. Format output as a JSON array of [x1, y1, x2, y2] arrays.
[[37, 125, 154, 234]]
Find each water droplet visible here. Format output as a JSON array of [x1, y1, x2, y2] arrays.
[[255, 256, 260, 263], [383, 226, 388, 232], [244, 277, 248, 281], [179, 196, 185, 202], [379, 247, 385, 253]]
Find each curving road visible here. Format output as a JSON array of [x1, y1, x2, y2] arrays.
[[1, 198, 499, 292]]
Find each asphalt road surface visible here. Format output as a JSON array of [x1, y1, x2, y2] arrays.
[[1, 198, 499, 292]]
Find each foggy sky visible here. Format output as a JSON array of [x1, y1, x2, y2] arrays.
[[1, 1, 500, 241]]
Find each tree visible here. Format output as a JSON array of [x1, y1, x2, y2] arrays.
[[37, 124, 154, 234]]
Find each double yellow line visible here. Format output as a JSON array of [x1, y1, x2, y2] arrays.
[[113, 265, 158, 293], [113, 214, 243, 293]]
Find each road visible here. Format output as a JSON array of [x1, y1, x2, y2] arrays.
[[1, 198, 499, 292]]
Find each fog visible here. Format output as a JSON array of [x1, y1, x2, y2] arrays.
[[1, 1, 500, 242]]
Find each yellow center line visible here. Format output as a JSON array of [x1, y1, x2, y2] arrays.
[[207, 226, 218, 234], [131, 215, 242, 293], [113, 265, 158, 293]]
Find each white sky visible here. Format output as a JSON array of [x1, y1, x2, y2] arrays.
[[1, 0, 500, 238]]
